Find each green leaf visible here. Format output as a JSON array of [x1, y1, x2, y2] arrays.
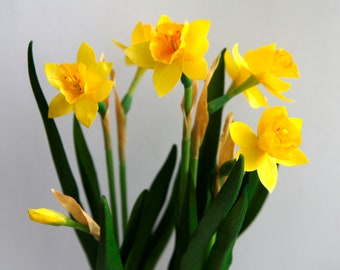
[[142, 196, 175, 270], [239, 171, 268, 234], [196, 49, 226, 220], [205, 192, 248, 270], [125, 145, 177, 270], [120, 189, 148, 263], [219, 159, 236, 178], [27, 41, 98, 268], [96, 196, 123, 270], [179, 155, 244, 270], [169, 175, 198, 270], [73, 117, 101, 222]]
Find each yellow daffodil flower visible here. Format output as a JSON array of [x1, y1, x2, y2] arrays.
[[113, 21, 155, 65], [125, 15, 210, 97], [45, 42, 114, 127], [28, 208, 69, 225], [28, 189, 100, 241], [225, 43, 299, 108], [230, 106, 308, 192]]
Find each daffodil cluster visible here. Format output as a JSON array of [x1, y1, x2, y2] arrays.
[[28, 14, 309, 270]]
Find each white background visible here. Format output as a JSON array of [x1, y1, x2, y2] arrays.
[[1, 0, 339, 269]]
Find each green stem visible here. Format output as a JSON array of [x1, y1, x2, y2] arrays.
[[119, 160, 128, 233], [189, 157, 198, 187], [122, 67, 146, 114], [66, 219, 91, 234], [179, 74, 193, 214], [100, 107, 119, 244], [207, 75, 259, 114]]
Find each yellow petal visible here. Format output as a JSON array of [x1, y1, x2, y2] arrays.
[[86, 62, 113, 82], [87, 80, 113, 102], [45, 63, 61, 89], [157, 14, 172, 24], [257, 155, 278, 193], [112, 39, 127, 50], [224, 49, 240, 80], [261, 73, 291, 92], [182, 58, 208, 80], [243, 86, 268, 108], [238, 146, 265, 171], [77, 42, 96, 66], [48, 93, 73, 118], [232, 43, 250, 70], [125, 42, 156, 69], [73, 98, 98, 128], [183, 20, 210, 61], [270, 48, 299, 78], [257, 106, 287, 134], [28, 208, 68, 225], [131, 22, 154, 44], [289, 117, 303, 130], [276, 148, 309, 166], [244, 43, 276, 76], [230, 122, 258, 147], [153, 62, 182, 97]]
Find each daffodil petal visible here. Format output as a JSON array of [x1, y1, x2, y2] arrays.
[[48, 93, 73, 118], [224, 49, 240, 80], [73, 98, 98, 128], [125, 42, 156, 69], [245, 43, 276, 76], [77, 42, 96, 66], [238, 146, 266, 171], [86, 62, 113, 82], [270, 48, 299, 78], [289, 117, 303, 130], [112, 39, 127, 50], [243, 86, 268, 108], [262, 73, 291, 92], [276, 148, 309, 166], [184, 20, 210, 60], [257, 156, 278, 193], [230, 122, 258, 147], [153, 62, 182, 97], [182, 58, 208, 80], [87, 80, 114, 102], [45, 63, 61, 89], [232, 43, 250, 70], [158, 14, 172, 24], [131, 22, 154, 44]]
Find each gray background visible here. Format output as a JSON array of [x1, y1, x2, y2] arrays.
[[1, 0, 339, 269]]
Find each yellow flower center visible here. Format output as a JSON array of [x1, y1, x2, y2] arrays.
[[258, 113, 301, 160], [59, 63, 86, 104], [150, 22, 186, 64]]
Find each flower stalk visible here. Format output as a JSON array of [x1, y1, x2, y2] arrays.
[[100, 103, 119, 243]]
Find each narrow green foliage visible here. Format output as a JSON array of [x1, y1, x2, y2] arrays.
[[73, 117, 101, 222], [239, 171, 268, 234], [125, 146, 177, 270], [120, 190, 148, 263], [196, 49, 226, 220], [205, 193, 248, 270], [169, 176, 198, 270], [96, 196, 123, 270], [142, 196, 175, 270], [179, 156, 244, 270], [27, 41, 98, 268]]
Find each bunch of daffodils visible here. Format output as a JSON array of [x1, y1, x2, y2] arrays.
[[27, 14, 308, 270]]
